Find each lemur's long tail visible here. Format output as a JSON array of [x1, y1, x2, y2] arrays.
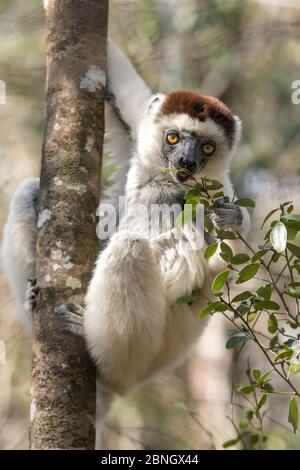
[[1, 178, 40, 330]]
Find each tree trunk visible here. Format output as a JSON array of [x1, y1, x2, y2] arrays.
[[30, 0, 108, 450]]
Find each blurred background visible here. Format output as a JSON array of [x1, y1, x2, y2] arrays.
[[0, 0, 300, 450]]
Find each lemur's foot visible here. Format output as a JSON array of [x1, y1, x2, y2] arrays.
[[211, 197, 242, 231], [24, 278, 39, 313], [57, 303, 84, 336]]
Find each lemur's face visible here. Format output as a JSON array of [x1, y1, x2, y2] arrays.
[[144, 90, 241, 183], [163, 128, 217, 182]]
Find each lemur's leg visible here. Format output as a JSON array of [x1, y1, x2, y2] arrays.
[[1, 178, 40, 331], [83, 231, 168, 394]]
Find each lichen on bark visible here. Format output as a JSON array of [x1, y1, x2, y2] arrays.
[[30, 0, 108, 450]]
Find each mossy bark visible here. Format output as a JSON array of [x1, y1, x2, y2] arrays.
[[30, 0, 108, 449]]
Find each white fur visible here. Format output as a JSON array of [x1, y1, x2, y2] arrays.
[[103, 40, 152, 218], [84, 74, 250, 393], [2, 41, 250, 396]]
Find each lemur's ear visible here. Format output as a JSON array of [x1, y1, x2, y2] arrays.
[[147, 93, 165, 116], [233, 115, 242, 146]]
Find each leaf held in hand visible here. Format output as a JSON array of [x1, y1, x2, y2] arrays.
[[234, 198, 255, 208]]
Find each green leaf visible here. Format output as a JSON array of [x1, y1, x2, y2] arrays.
[[251, 249, 269, 262], [238, 385, 255, 394], [205, 179, 224, 190], [226, 331, 248, 349], [239, 417, 250, 428], [174, 401, 188, 412], [212, 270, 230, 293], [234, 198, 255, 208], [236, 263, 260, 284], [287, 226, 297, 241], [261, 208, 280, 229], [215, 228, 237, 240], [270, 222, 287, 253], [281, 214, 300, 231], [250, 433, 259, 447], [176, 290, 200, 304], [199, 301, 228, 320], [256, 394, 268, 417], [223, 438, 240, 449], [213, 191, 224, 199], [235, 304, 250, 317], [287, 242, 300, 259], [268, 314, 278, 334], [285, 288, 300, 299], [256, 370, 272, 385], [204, 242, 218, 260], [231, 291, 253, 303], [230, 253, 250, 265], [288, 396, 298, 434], [255, 300, 280, 311], [204, 215, 214, 232], [184, 188, 200, 200], [200, 198, 210, 207], [281, 201, 294, 208], [274, 350, 293, 362], [289, 361, 300, 377], [176, 205, 195, 227], [271, 251, 280, 263], [281, 214, 300, 223], [220, 242, 233, 262], [256, 284, 272, 301], [260, 382, 274, 392], [252, 369, 261, 381]]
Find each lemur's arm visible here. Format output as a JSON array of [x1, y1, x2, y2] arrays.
[[207, 177, 251, 273], [106, 40, 152, 139], [103, 41, 153, 213]]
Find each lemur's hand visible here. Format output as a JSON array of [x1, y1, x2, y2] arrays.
[[57, 302, 84, 336], [24, 278, 39, 314], [211, 197, 243, 231]]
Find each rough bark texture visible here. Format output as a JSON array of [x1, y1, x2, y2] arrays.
[[30, 0, 108, 449]]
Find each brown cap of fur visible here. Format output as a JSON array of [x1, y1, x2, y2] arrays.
[[158, 90, 237, 147]]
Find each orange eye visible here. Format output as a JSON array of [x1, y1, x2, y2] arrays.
[[201, 141, 216, 156], [166, 133, 179, 145]]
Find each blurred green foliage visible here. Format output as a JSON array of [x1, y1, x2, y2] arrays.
[[1, 0, 300, 450]]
